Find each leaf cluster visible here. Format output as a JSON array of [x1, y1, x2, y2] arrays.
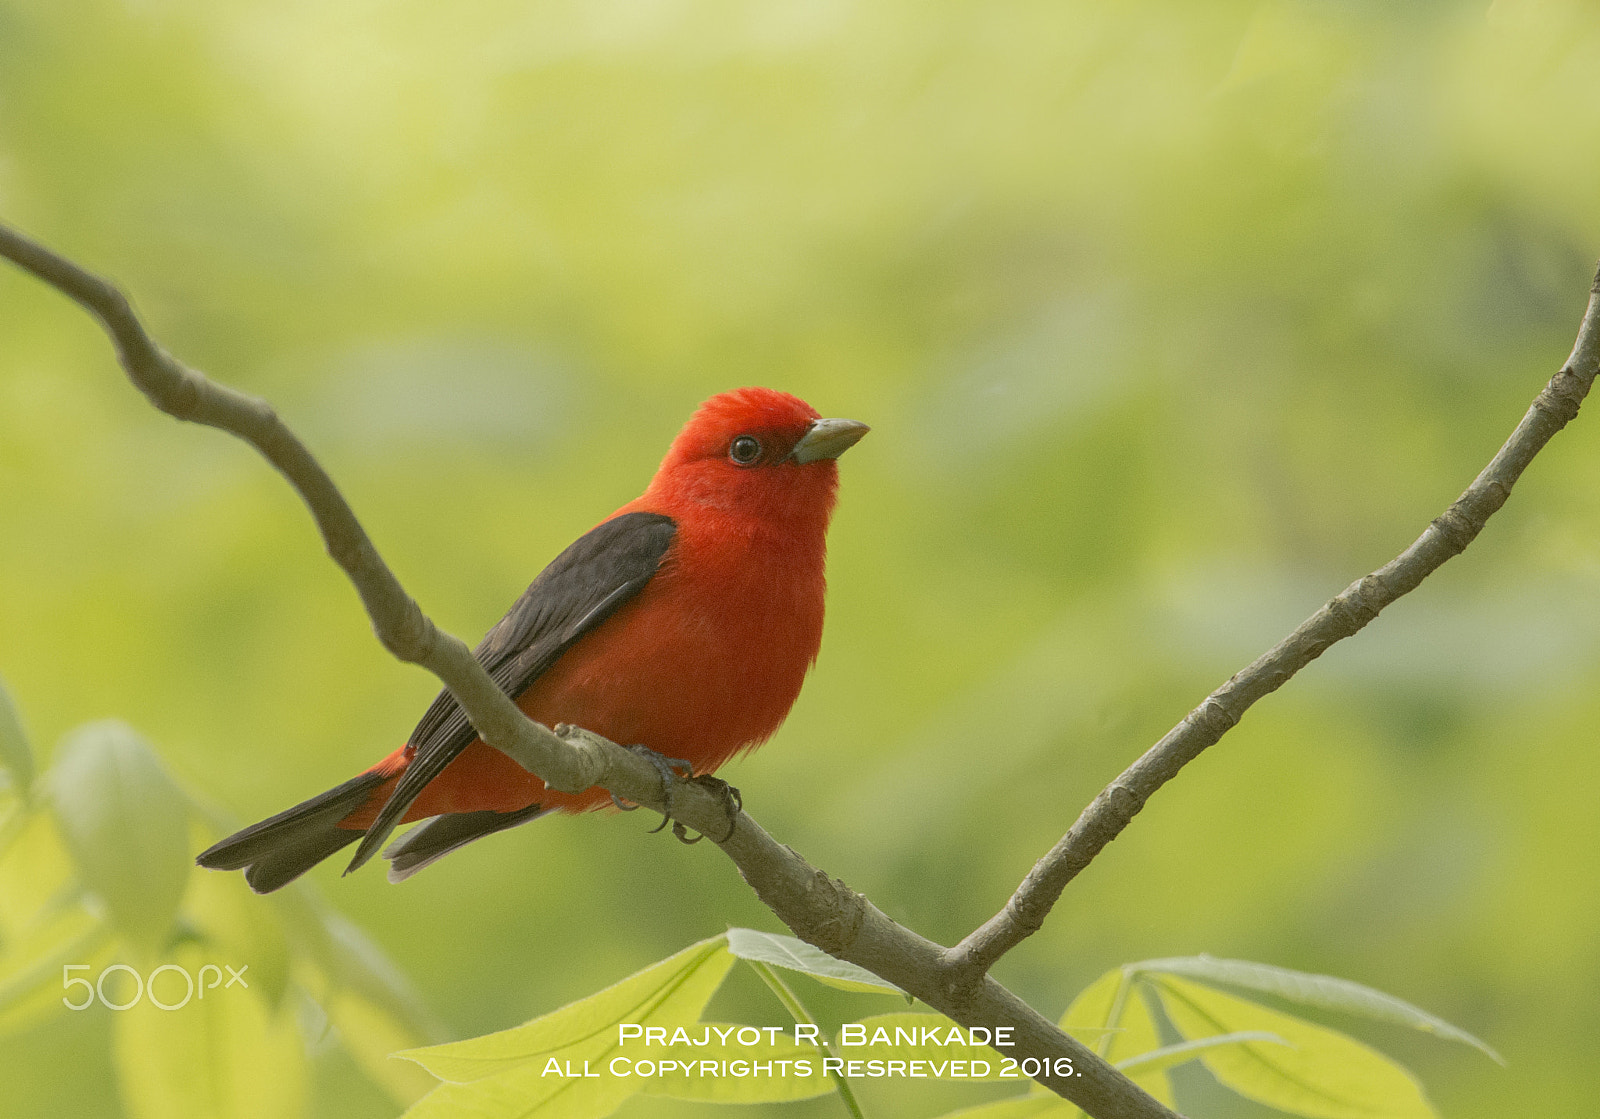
[[0, 678, 438, 1118], [396, 928, 1498, 1119]]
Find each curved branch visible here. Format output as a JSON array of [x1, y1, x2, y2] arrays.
[[945, 263, 1600, 984], [0, 222, 596, 794], [0, 221, 1176, 1119]]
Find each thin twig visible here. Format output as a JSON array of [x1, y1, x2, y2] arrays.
[[944, 263, 1600, 986], [0, 221, 1176, 1119]]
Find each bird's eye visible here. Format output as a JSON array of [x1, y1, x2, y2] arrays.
[[729, 435, 763, 465]]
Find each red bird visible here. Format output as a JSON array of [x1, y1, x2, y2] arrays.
[[198, 387, 867, 893]]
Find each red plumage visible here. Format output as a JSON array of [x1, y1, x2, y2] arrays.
[[198, 387, 867, 892]]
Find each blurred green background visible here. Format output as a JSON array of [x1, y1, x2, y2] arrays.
[[3, 0, 1600, 1116]]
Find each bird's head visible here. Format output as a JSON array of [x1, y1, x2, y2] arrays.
[[647, 387, 868, 524]]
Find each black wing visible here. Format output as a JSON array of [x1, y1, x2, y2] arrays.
[[343, 511, 677, 872]]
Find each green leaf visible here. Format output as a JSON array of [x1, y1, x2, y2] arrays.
[[181, 815, 439, 1105], [726, 926, 903, 994], [0, 677, 32, 797], [928, 1096, 1075, 1119], [0, 809, 79, 935], [1057, 967, 1175, 1106], [1132, 955, 1500, 1062], [322, 988, 440, 1107], [275, 888, 444, 1045], [398, 935, 735, 1119], [743, 959, 866, 1115], [637, 1021, 835, 1103], [1116, 1031, 1289, 1075], [47, 722, 191, 957], [183, 860, 292, 1011], [1152, 974, 1437, 1119], [0, 794, 26, 860], [0, 904, 113, 1035], [113, 942, 307, 1119], [0, 809, 101, 1033], [401, 935, 732, 1082]]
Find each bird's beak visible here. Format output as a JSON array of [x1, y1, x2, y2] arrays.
[[788, 417, 870, 464]]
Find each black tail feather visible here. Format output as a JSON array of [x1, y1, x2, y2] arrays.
[[382, 804, 548, 883], [197, 771, 387, 894]]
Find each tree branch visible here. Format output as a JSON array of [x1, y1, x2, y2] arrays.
[[0, 220, 1177, 1119], [0, 222, 596, 794], [944, 263, 1600, 986]]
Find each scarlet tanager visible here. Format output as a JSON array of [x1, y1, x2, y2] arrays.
[[198, 387, 867, 893]]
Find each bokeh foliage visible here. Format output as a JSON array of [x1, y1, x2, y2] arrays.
[[0, 707, 439, 1119], [3, 0, 1600, 1116]]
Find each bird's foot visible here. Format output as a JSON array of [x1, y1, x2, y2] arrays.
[[670, 775, 742, 845], [615, 745, 695, 830]]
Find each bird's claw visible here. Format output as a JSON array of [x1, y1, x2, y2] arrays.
[[675, 775, 742, 844], [621, 745, 695, 831], [619, 747, 741, 843]]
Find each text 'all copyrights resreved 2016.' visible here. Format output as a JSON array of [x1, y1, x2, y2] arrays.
[[539, 1021, 1080, 1082]]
